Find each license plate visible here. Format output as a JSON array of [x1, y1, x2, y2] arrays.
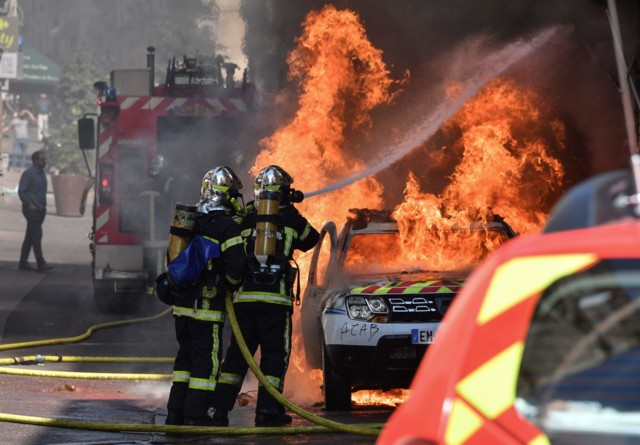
[[411, 329, 435, 344]]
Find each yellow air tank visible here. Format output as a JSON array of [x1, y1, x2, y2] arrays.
[[167, 204, 198, 263], [254, 190, 280, 267]]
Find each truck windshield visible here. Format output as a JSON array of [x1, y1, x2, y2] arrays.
[[516, 258, 640, 443]]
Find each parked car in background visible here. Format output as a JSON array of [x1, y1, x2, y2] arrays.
[[301, 208, 517, 410]]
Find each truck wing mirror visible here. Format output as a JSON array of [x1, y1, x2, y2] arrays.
[[78, 117, 95, 150]]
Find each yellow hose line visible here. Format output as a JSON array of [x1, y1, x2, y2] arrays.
[[0, 300, 384, 436], [0, 367, 171, 380], [0, 411, 363, 435], [0, 355, 173, 366], [0, 307, 172, 352], [224, 295, 382, 437]]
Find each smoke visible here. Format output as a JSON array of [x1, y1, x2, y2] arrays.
[[205, 0, 248, 72], [241, 0, 637, 197]]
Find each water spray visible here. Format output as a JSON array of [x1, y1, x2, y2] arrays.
[[304, 26, 561, 199]]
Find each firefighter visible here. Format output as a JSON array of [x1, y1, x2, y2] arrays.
[[164, 166, 246, 427], [210, 165, 320, 427]]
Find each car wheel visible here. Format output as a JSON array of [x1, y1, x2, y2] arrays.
[[322, 340, 352, 411]]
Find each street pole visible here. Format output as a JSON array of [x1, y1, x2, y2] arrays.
[[0, 59, 4, 205], [0, 0, 18, 204]]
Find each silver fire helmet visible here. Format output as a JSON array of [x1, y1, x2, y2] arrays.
[[198, 166, 243, 213], [253, 165, 293, 200]]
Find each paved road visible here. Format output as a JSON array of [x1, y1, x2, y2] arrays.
[[0, 168, 392, 444]]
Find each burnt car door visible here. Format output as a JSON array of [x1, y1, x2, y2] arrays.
[[301, 221, 338, 369]]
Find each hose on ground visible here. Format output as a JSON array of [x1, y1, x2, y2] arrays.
[[0, 301, 384, 436], [0, 309, 175, 380], [0, 307, 172, 352], [0, 411, 383, 435], [0, 366, 170, 380], [0, 355, 173, 379], [0, 355, 172, 365], [224, 293, 382, 437]]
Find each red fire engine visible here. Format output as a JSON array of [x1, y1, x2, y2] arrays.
[[78, 47, 254, 313]]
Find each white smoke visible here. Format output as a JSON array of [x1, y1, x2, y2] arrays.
[[201, 0, 248, 76]]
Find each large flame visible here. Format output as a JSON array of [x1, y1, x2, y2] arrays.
[[253, 5, 399, 226], [250, 7, 566, 408], [393, 78, 565, 267], [251, 4, 399, 406]]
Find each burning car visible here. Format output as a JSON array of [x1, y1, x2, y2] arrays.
[[300, 208, 517, 410]]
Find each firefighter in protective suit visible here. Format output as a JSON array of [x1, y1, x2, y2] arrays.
[[210, 165, 320, 427], [164, 166, 246, 427]]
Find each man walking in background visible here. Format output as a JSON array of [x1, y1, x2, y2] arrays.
[[18, 150, 52, 271]]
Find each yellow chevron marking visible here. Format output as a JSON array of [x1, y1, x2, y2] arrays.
[[529, 433, 551, 445], [445, 397, 484, 445], [478, 254, 597, 325], [456, 342, 524, 419]]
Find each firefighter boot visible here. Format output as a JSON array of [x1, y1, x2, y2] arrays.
[[208, 407, 229, 427], [184, 407, 229, 427], [255, 411, 293, 427], [165, 410, 184, 425], [184, 416, 215, 427]]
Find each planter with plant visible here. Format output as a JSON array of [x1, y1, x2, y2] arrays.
[[47, 124, 94, 217]]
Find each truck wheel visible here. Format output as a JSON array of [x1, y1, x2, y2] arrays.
[[322, 340, 352, 411]]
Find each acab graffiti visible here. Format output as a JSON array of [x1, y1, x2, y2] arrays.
[[340, 322, 380, 341]]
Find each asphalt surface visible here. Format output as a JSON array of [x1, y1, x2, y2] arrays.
[[0, 165, 392, 444], [0, 164, 87, 340]]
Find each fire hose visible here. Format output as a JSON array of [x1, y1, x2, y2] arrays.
[[0, 300, 384, 437], [0, 307, 172, 352]]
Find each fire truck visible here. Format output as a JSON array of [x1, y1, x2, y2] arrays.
[[77, 47, 255, 313]]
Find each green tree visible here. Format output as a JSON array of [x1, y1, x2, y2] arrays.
[[49, 42, 105, 175]]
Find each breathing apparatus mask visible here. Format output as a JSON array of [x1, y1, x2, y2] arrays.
[[197, 166, 244, 215]]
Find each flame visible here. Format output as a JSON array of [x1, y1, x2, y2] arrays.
[[393, 78, 565, 270], [253, 4, 399, 226], [352, 389, 411, 408], [250, 4, 399, 406], [442, 78, 565, 232], [251, 7, 566, 408]]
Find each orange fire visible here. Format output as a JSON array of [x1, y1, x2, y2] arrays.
[[251, 6, 566, 408], [251, 4, 398, 405], [253, 5, 399, 226], [393, 78, 565, 266]]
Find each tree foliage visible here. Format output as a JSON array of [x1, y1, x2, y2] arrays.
[[49, 42, 105, 175], [54, 41, 106, 126]]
